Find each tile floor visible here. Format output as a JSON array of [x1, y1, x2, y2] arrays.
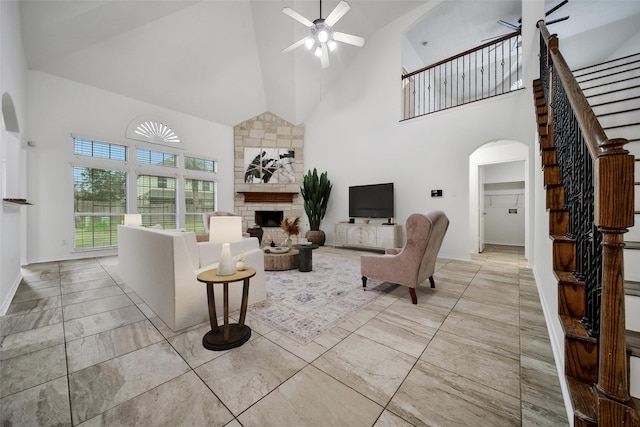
[[0, 244, 568, 426]]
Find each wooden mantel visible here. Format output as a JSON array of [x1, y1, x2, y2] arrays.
[[237, 192, 298, 203]]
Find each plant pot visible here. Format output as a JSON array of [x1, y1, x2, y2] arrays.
[[305, 230, 326, 246]]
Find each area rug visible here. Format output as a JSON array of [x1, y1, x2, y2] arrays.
[[247, 254, 397, 344]]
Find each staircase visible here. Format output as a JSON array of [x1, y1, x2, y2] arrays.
[[535, 22, 640, 426], [575, 52, 640, 413]]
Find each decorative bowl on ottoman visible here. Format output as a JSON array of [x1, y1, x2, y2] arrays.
[[266, 246, 290, 254]]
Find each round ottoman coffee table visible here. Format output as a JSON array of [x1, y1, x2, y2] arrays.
[[263, 248, 299, 271]]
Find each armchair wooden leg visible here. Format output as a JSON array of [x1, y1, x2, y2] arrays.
[[429, 276, 435, 288], [409, 288, 417, 304], [362, 276, 368, 289]]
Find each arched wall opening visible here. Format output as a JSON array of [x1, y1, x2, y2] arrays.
[[469, 140, 530, 261]]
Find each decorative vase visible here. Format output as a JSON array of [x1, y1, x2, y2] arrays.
[[283, 237, 293, 248], [235, 260, 245, 271], [218, 243, 235, 276], [305, 230, 326, 246]]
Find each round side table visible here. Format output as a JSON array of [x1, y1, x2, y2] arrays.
[[196, 267, 256, 351], [292, 244, 319, 272]]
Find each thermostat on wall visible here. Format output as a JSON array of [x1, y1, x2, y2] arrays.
[[431, 189, 443, 197]]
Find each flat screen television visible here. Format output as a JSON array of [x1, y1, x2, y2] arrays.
[[349, 183, 394, 218]]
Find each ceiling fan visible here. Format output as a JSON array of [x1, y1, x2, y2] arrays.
[[484, 0, 570, 48], [282, 0, 365, 68]]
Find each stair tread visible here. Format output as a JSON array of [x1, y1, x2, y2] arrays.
[[625, 280, 640, 297], [551, 235, 575, 243], [554, 271, 587, 287], [561, 315, 597, 342], [625, 242, 640, 250], [566, 376, 598, 423], [628, 330, 640, 358], [574, 53, 640, 77], [586, 83, 640, 100]]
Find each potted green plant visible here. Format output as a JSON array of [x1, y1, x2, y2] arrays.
[[301, 168, 332, 246]]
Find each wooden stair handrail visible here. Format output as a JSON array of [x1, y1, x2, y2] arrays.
[[537, 20, 628, 160]]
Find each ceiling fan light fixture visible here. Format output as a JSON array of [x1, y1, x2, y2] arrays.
[[317, 29, 329, 43], [282, 0, 364, 67], [305, 38, 315, 50]]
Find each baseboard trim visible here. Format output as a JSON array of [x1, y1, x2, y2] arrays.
[[1, 273, 22, 316]]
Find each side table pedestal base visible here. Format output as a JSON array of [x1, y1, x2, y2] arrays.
[[203, 324, 251, 351]]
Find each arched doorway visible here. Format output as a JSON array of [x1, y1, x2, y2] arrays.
[[469, 140, 530, 259]]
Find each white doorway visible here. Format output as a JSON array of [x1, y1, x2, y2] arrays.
[[482, 162, 525, 247], [469, 140, 529, 257]]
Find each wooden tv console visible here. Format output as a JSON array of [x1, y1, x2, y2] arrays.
[[334, 222, 402, 251]]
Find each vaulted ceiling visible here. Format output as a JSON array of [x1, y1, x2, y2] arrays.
[[18, 0, 640, 127]]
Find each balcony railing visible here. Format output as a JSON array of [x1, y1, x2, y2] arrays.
[[402, 30, 522, 120]]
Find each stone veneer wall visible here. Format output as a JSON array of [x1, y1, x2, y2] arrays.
[[234, 112, 305, 246]]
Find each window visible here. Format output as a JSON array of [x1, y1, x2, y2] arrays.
[[136, 148, 176, 167], [74, 138, 126, 161], [185, 178, 215, 233], [185, 156, 216, 173], [74, 166, 126, 249], [73, 134, 218, 246], [126, 118, 181, 145], [137, 174, 176, 229]]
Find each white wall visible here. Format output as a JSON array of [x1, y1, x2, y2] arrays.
[[562, 13, 640, 69], [303, 4, 536, 262], [1, 0, 29, 314], [484, 160, 525, 183], [25, 71, 234, 263]]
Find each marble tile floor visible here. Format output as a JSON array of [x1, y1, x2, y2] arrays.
[[0, 244, 568, 426]]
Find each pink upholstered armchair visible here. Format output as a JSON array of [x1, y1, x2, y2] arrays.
[[361, 211, 449, 304]]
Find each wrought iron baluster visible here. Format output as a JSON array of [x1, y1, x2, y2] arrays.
[[548, 58, 603, 338]]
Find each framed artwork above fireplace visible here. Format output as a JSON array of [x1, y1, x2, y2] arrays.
[[244, 148, 295, 184]]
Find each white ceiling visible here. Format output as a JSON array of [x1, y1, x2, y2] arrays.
[[18, 0, 640, 127]]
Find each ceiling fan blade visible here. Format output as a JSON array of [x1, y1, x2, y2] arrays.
[[283, 36, 311, 54], [325, 0, 350, 27], [333, 31, 365, 47], [497, 20, 519, 31], [546, 0, 569, 17], [321, 43, 330, 68], [546, 15, 570, 26], [282, 7, 314, 27]]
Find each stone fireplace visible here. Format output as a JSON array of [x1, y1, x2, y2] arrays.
[[233, 112, 305, 246], [255, 211, 283, 228]]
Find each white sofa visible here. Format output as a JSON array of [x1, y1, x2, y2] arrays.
[[117, 225, 266, 332]]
